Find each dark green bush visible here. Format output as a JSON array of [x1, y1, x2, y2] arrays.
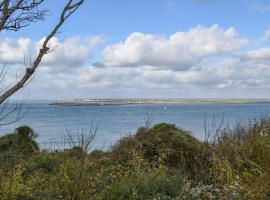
[[0, 125, 39, 155], [22, 151, 63, 176], [0, 126, 39, 169], [101, 171, 184, 200], [1, 121, 270, 199], [111, 123, 212, 181]]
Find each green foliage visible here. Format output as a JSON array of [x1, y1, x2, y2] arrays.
[[0, 125, 39, 155], [102, 171, 183, 200], [0, 165, 31, 200], [1, 121, 270, 199], [209, 119, 270, 199], [111, 123, 212, 181], [0, 125, 39, 169], [22, 151, 63, 175]]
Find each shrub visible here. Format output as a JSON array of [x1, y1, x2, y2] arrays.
[[22, 151, 63, 176], [0, 126, 39, 169], [101, 171, 184, 200], [111, 123, 212, 181], [0, 125, 39, 155], [210, 119, 270, 198], [1, 121, 270, 199]]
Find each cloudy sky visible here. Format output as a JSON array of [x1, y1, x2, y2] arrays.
[[2, 0, 270, 99]]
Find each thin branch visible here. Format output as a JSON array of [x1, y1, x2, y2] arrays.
[[0, 0, 85, 105], [0, 0, 47, 31]]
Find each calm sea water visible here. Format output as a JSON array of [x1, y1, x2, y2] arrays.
[[1, 102, 270, 149]]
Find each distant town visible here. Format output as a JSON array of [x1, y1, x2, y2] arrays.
[[50, 98, 270, 106]]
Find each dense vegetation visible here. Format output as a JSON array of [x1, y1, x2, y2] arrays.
[[0, 120, 270, 199]]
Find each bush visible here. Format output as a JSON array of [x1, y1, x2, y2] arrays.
[[111, 123, 212, 181], [1, 121, 270, 199], [101, 171, 184, 200], [0, 125, 39, 155], [210, 119, 270, 198], [0, 126, 39, 169]]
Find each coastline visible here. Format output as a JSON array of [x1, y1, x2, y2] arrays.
[[49, 98, 270, 106]]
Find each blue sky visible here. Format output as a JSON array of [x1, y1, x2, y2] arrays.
[[9, 0, 270, 40], [3, 0, 270, 99]]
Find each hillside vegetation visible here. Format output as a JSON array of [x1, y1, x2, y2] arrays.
[[0, 120, 270, 199]]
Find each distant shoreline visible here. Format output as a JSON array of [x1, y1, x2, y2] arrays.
[[50, 99, 270, 106]]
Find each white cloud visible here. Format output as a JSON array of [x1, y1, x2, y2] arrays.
[[100, 25, 248, 70], [4, 25, 270, 99], [0, 35, 105, 96], [0, 38, 31, 64], [79, 66, 142, 89], [77, 44, 270, 94], [34, 26, 270, 98], [244, 48, 270, 61], [0, 35, 105, 71], [39, 35, 105, 73]]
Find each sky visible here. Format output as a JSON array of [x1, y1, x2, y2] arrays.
[[2, 0, 270, 99]]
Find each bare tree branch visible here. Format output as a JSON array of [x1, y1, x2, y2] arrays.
[[0, 0, 47, 31], [0, 0, 85, 105], [0, 0, 85, 127], [0, 98, 25, 127]]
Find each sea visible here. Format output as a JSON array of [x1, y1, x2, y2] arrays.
[[1, 101, 270, 150]]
